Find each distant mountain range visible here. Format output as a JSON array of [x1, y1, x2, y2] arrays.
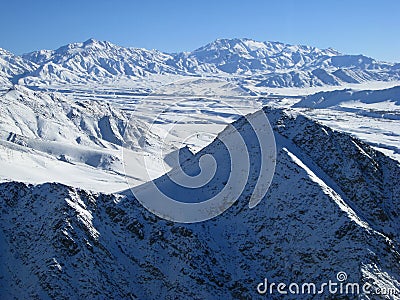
[[1, 38, 399, 88]]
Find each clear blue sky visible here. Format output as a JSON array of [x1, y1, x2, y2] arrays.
[[1, 0, 399, 62]]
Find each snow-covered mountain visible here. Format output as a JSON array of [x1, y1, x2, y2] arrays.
[[289, 86, 400, 161], [1, 108, 399, 299], [188, 38, 399, 88], [20, 38, 190, 85], [294, 85, 400, 109], [189, 38, 341, 73], [0, 48, 38, 87], [0, 38, 399, 299], [0, 77, 267, 191], [0, 38, 398, 88], [0, 85, 176, 191]]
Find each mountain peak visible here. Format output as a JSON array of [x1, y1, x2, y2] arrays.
[[82, 38, 99, 47], [82, 38, 113, 49], [0, 47, 14, 56], [83, 37, 97, 44]]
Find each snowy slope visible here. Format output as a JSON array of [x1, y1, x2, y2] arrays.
[[1, 108, 399, 299], [294, 85, 400, 109], [291, 86, 400, 161], [0, 85, 176, 192], [0, 79, 263, 191], [0, 48, 38, 87]]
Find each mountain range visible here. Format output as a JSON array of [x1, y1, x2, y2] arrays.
[[0, 38, 399, 299], [0, 38, 399, 88], [1, 108, 399, 299]]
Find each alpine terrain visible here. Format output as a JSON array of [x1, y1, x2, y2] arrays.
[[0, 38, 399, 299]]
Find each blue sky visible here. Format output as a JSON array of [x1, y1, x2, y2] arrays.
[[1, 0, 399, 62]]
